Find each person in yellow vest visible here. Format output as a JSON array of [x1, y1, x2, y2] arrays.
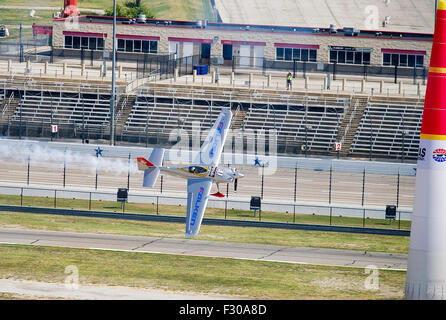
[[286, 72, 292, 90]]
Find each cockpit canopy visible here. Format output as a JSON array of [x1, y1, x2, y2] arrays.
[[185, 166, 208, 175]]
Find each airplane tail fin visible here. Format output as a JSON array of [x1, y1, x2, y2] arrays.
[[138, 148, 165, 188]]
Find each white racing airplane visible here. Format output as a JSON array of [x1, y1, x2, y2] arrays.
[[137, 108, 244, 238]]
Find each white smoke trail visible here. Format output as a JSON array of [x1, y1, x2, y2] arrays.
[[0, 141, 138, 176]]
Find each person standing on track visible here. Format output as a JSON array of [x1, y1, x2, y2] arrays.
[[286, 72, 292, 90]]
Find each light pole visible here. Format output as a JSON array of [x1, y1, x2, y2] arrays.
[[17, 87, 22, 140], [82, 92, 85, 144], [401, 115, 407, 163], [304, 125, 312, 157], [328, 107, 340, 158], [50, 95, 53, 141], [369, 111, 373, 161], [109, 0, 117, 146]]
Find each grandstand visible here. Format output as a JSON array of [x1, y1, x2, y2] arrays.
[[350, 96, 423, 159], [0, 74, 427, 161], [121, 85, 350, 154], [0, 50, 430, 161]]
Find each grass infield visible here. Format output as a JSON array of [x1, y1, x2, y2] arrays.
[[0, 243, 406, 299]]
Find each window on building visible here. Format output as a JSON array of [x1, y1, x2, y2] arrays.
[[97, 38, 104, 50], [363, 52, 371, 64], [125, 40, 133, 52], [416, 55, 424, 68], [89, 37, 96, 50], [329, 47, 371, 65], [276, 48, 284, 60], [134, 40, 141, 52], [65, 36, 73, 48], [276, 47, 317, 62], [64, 35, 105, 51], [73, 36, 80, 49], [81, 37, 89, 49], [149, 40, 157, 53], [117, 39, 158, 54], [383, 53, 424, 68], [118, 39, 125, 51]]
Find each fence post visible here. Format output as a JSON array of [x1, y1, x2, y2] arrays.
[[361, 168, 366, 207], [63, 149, 66, 188], [20, 187, 23, 206], [396, 170, 400, 208], [361, 79, 366, 93], [95, 166, 98, 190], [363, 208, 365, 228], [156, 196, 159, 215], [329, 206, 333, 226], [293, 163, 297, 203], [27, 154, 30, 186], [413, 66, 417, 85], [54, 190, 57, 208], [398, 210, 401, 230], [89, 192, 92, 210], [174, 68, 178, 82], [293, 59, 296, 78], [329, 164, 333, 204], [261, 164, 265, 199], [333, 61, 337, 81]]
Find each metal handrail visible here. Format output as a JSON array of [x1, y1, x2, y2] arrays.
[[1, 91, 14, 118]]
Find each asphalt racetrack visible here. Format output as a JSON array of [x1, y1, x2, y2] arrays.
[[0, 228, 407, 270]]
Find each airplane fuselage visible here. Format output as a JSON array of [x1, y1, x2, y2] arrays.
[[160, 165, 243, 184]]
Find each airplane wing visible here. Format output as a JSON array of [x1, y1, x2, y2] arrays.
[[185, 178, 213, 238], [193, 108, 232, 167]]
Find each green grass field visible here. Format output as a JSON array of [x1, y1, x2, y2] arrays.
[[0, 194, 409, 299], [0, 243, 406, 299], [0, 0, 215, 23]]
